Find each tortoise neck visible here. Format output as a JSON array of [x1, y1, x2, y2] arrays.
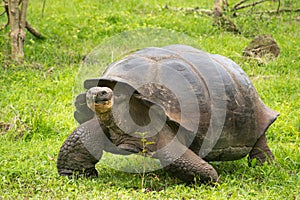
[[96, 110, 125, 135]]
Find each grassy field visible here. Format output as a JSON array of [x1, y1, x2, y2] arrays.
[[0, 0, 299, 199]]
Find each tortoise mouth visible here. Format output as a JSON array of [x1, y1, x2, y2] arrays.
[[94, 97, 110, 104], [94, 99, 113, 114], [94, 100, 113, 107]]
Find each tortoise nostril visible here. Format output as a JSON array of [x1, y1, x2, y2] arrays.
[[94, 89, 110, 103], [100, 90, 107, 96]]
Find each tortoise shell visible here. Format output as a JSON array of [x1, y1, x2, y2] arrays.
[[76, 44, 278, 161]]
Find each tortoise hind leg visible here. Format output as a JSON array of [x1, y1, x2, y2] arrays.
[[156, 125, 218, 183], [248, 133, 274, 165], [160, 148, 219, 183]]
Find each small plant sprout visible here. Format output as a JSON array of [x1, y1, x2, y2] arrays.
[[136, 132, 156, 191]]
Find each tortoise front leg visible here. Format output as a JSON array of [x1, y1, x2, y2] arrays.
[[156, 126, 218, 183], [248, 133, 274, 165], [57, 118, 104, 178]]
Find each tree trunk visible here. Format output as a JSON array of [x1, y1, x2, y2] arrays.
[[8, 0, 28, 62], [214, 0, 224, 17]]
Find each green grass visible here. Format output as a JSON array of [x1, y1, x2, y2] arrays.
[[0, 0, 299, 199]]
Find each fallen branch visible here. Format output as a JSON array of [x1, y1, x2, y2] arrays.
[[256, 8, 300, 14], [162, 2, 299, 17], [26, 21, 45, 39], [163, 5, 213, 16], [237, 8, 300, 16], [233, 0, 249, 10], [234, 0, 268, 11]]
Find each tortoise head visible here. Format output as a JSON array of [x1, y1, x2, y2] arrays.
[[86, 87, 114, 114]]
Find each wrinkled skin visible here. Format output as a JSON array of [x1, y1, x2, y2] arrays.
[[57, 45, 278, 184]]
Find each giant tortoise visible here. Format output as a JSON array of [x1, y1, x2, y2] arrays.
[[57, 44, 278, 183]]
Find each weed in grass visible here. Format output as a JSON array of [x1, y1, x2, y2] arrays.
[[136, 132, 157, 191]]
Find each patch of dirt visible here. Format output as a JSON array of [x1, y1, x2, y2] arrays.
[[0, 122, 13, 134]]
